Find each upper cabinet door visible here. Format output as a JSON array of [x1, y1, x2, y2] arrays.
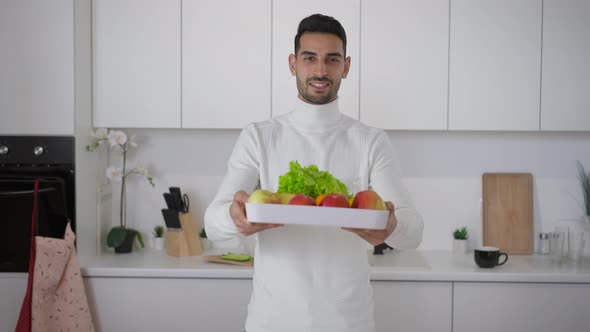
[[541, 0, 590, 131], [0, 0, 74, 135], [449, 0, 542, 131], [360, 0, 449, 130], [182, 0, 271, 129], [93, 0, 181, 128], [272, 0, 360, 119]]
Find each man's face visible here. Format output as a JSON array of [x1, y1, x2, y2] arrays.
[[289, 32, 351, 105]]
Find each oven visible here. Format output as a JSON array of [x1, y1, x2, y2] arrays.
[[0, 136, 75, 272]]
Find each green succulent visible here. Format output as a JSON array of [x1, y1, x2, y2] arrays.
[[453, 227, 468, 240]]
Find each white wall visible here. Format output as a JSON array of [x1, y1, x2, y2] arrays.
[[81, 128, 590, 254]]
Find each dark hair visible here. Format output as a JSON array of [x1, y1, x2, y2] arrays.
[[294, 14, 347, 56]]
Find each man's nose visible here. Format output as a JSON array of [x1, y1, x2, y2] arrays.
[[313, 60, 328, 76]]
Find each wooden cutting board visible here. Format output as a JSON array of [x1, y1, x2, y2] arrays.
[[482, 173, 534, 254]]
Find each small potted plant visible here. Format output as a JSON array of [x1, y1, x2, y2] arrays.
[[199, 228, 211, 251], [577, 161, 590, 224], [86, 128, 155, 253], [452, 226, 469, 254], [152, 225, 165, 250]]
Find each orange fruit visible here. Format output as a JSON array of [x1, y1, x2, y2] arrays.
[[315, 193, 327, 206]]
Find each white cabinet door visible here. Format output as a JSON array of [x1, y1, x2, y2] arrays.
[[182, 0, 271, 128], [0, 0, 74, 135], [93, 0, 181, 128], [454, 282, 590, 332], [360, 0, 449, 130], [272, 1, 360, 119], [84, 277, 252, 332], [372, 281, 452, 332], [449, 0, 542, 131], [541, 0, 590, 131], [0, 275, 27, 332]]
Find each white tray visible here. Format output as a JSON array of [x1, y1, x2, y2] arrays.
[[245, 203, 388, 229]]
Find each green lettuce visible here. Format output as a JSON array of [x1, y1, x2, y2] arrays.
[[277, 161, 350, 198]]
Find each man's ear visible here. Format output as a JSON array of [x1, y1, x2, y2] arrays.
[[288, 54, 297, 76], [342, 56, 351, 79]]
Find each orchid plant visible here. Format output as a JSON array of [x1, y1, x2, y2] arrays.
[[86, 128, 155, 251]]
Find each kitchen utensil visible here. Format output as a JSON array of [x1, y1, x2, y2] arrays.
[[181, 194, 190, 213], [161, 208, 181, 229], [169, 187, 184, 213], [482, 173, 533, 254], [163, 193, 178, 211]]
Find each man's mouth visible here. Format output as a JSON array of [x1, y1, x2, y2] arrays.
[[308, 81, 331, 90]]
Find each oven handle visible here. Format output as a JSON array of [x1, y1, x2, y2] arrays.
[[0, 188, 56, 195]]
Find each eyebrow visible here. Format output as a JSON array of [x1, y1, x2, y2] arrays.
[[300, 51, 343, 58]]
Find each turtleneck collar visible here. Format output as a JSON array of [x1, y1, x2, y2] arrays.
[[290, 96, 343, 132]]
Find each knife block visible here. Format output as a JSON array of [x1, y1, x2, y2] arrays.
[[165, 212, 202, 257]]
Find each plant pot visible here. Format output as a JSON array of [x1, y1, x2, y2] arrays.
[[115, 231, 136, 254], [453, 239, 468, 254], [153, 237, 165, 250]]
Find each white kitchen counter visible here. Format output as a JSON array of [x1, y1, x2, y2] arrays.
[[64, 249, 590, 283]]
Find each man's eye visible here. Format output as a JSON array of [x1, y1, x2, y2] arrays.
[[329, 58, 341, 63], [304, 57, 314, 61]]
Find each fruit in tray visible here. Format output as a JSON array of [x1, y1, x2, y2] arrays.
[[248, 161, 388, 211], [248, 189, 281, 204], [351, 190, 386, 210], [319, 193, 350, 208], [288, 193, 316, 206]]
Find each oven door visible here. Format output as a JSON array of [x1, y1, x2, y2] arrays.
[[0, 175, 71, 272]]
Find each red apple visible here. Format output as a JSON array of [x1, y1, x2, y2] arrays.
[[289, 193, 315, 206], [320, 193, 350, 208], [351, 190, 386, 210]]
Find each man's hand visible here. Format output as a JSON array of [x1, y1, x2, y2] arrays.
[[342, 201, 397, 245], [230, 190, 283, 236]]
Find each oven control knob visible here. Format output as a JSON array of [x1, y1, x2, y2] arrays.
[[33, 146, 45, 156], [0, 145, 8, 155]]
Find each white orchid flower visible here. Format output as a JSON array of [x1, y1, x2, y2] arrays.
[[106, 166, 123, 181], [91, 128, 108, 139], [134, 166, 148, 176], [128, 134, 138, 148], [108, 130, 127, 147]]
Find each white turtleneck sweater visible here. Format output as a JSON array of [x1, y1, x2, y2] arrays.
[[204, 98, 423, 332]]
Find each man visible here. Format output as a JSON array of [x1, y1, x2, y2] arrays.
[[205, 14, 423, 332]]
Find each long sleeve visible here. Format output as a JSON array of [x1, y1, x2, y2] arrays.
[[368, 131, 424, 249], [204, 124, 261, 241]]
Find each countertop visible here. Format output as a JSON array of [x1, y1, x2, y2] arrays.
[[76, 249, 590, 283], [4, 249, 589, 283]]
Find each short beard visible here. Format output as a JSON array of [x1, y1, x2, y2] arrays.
[[295, 75, 340, 105]]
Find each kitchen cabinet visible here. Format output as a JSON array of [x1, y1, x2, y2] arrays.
[[373, 281, 452, 332], [83, 277, 252, 332], [92, 0, 181, 128], [448, 0, 542, 131], [453, 282, 590, 332], [272, 0, 360, 119], [0, 276, 27, 331], [360, 0, 449, 130], [0, 0, 74, 135], [182, 0, 271, 129], [540, 0, 590, 131]]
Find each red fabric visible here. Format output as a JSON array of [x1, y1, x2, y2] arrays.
[[15, 179, 39, 332]]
